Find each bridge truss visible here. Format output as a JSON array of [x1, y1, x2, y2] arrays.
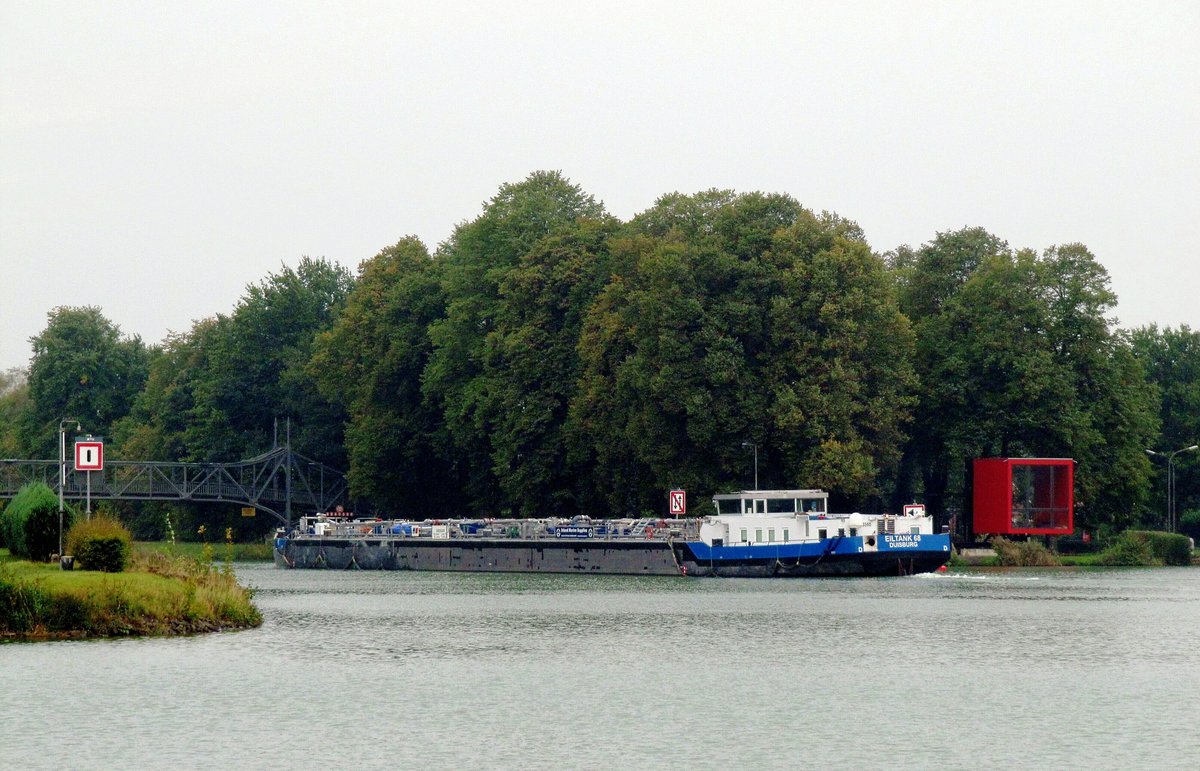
[[0, 448, 348, 527]]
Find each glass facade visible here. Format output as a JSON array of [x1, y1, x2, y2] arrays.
[[1011, 464, 1071, 530]]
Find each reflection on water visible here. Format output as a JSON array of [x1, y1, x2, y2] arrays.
[[3, 566, 1199, 769]]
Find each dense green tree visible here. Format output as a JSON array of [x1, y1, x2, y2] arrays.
[[891, 228, 1012, 518], [180, 257, 352, 464], [894, 230, 1158, 532], [113, 322, 221, 462], [311, 238, 452, 515], [107, 259, 351, 538], [0, 368, 29, 457], [23, 307, 149, 457], [481, 219, 621, 516], [573, 193, 915, 515], [1039, 245, 1158, 531], [114, 258, 351, 467], [423, 171, 607, 514], [1130, 324, 1200, 525]]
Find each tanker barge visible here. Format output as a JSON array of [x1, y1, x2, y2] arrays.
[[274, 489, 952, 577]]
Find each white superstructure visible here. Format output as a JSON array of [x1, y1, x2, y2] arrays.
[[699, 489, 936, 548]]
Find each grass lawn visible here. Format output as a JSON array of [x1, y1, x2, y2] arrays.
[[1, 548, 262, 640], [133, 540, 273, 562]]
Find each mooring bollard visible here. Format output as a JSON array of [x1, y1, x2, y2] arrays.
[[60, 554, 75, 570]]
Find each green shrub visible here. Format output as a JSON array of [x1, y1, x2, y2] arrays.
[[1096, 532, 1158, 566], [0, 565, 48, 633], [67, 515, 133, 572], [1124, 530, 1192, 566], [0, 483, 75, 560], [1178, 510, 1200, 542], [24, 503, 65, 562], [44, 591, 90, 631], [991, 537, 1060, 566]]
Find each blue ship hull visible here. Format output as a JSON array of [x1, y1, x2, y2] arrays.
[[678, 533, 953, 577]]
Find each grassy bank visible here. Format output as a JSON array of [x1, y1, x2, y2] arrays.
[[952, 541, 1200, 568], [133, 540, 274, 562], [951, 552, 1164, 568], [1, 549, 262, 641]]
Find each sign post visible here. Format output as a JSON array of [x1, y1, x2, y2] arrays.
[[669, 489, 686, 517], [75, 438, 104, 517]]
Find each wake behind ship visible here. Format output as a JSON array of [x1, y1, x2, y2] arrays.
[[274, 488, 952, 577]]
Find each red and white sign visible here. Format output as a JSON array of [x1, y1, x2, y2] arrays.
[[669, 489, 686, 515], [75, 440, 104, 471], [903, 504, 925, 517]]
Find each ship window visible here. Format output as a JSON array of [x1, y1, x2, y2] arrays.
[[849, 528, 857, 537], [755, 499, 766, 514], [768, 529, 775, 543], [818, 528, 827, 540], [838, 528, 845, 537], [767, 498, 795, 514], [755, 528, 763, 543], [783, 529, 789, 542], [718, 499, 742, 515], [740, 528, 748, 543], [910, 526, 920, 535]]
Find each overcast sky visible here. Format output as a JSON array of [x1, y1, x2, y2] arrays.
[[3, 1, 1197, 372]]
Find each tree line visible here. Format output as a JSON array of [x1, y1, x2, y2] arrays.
[[2, 171, 1197, 539]]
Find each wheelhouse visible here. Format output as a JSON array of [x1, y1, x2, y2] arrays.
[[711, 489, 828, 516]]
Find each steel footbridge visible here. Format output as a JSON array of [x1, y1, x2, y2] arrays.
[[0, 447, 347, 526]]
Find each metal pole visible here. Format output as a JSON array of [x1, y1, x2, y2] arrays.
[[57, 418, 81, 557], [1147, 445, 1198, 533], [1178, 445, 1198, 531], [58, 424, 65, 557], [285, 418, 292, 525], [1168, 455, 1175, 532]]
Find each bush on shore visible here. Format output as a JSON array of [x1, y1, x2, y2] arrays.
[[0, 483, 76, 561], [67, 515, 133, 572], [991, 537, 1061, 566], [1095, 532, 1157, 566], [1095, 530, 1191, 567]]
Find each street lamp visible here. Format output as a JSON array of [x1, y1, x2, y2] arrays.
[[58, 418, 82, 560], [1146, 444, 1199, 533], [741, 441, 759, 491]]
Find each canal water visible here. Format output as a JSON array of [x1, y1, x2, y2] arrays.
[[3, 565, 1198, 769]]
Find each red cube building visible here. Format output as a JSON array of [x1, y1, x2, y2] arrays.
[[972, 458, 1074, 536]]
